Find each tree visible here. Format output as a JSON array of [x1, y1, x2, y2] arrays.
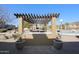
[[62, 24, 65, 29], [0, 7, 9, 25], [0, 19, 6, 25], [23, 21, 30, 28], [65, 23, 69, 30]]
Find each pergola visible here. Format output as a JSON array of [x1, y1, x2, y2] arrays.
[[14, 13, 60, 37]]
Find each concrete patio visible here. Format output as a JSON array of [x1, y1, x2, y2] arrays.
[[0, 34, 79, 54]]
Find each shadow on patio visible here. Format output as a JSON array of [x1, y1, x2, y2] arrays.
[[24, 34, 53, 45]]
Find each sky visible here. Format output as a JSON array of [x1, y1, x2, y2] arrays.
[[0, 4, 79, 26]]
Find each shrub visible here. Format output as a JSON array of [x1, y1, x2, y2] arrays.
[[0, 29, 7, 32]]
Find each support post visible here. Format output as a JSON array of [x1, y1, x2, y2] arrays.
[[51, 17, 57, 38], [44, 24, 48, 31], [18, 17, 23, 33]]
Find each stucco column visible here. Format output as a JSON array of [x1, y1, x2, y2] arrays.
[[44, 24, 48, 31], [18, 17, 23, 33], [51, 17, 57, 38]]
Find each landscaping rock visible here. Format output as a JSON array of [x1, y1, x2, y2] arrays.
[[0, 35, 6, 40], [4, 34, 13, 39]]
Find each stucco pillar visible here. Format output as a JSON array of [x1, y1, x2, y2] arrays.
[[44, 24, 48, 31], [18, 17, 23, 33], [51, 17, 57, 38]]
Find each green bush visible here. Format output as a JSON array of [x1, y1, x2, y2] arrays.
[[0, 29, 7, 32]]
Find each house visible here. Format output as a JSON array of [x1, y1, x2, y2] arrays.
[[59, 22, 79, 30]]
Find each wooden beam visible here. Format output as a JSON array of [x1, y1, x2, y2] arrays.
[[14, 13, 60, 24]]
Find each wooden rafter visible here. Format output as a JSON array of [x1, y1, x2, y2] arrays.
[[14, 13, 60, 24]]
